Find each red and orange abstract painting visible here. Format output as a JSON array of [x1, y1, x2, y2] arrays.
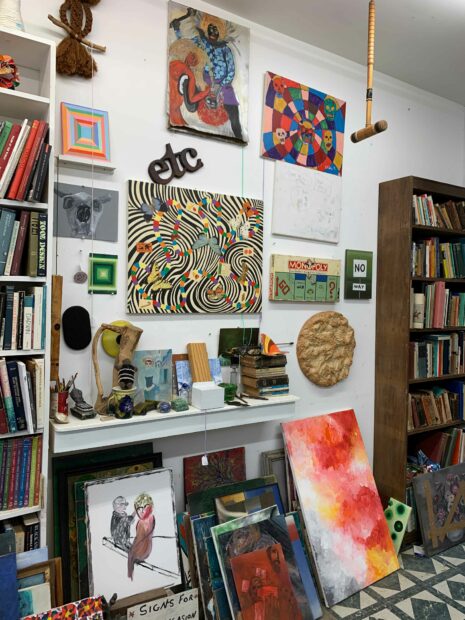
[[230, 543, 302, 620], [282, 409, 399, 607]]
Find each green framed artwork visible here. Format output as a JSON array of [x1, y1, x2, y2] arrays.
[[88, 253, 118, 294], [344, 249, 373, 300]]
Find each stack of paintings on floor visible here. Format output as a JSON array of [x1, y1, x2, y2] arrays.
[[51, 409, 400, 617]]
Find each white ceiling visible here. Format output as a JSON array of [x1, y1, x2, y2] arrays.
[[206, 0, 465, 105]]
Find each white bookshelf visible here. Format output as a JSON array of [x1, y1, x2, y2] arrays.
[[0, 27, 55, 548]]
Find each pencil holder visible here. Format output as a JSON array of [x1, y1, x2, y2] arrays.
[[51, 390, 69, 424]]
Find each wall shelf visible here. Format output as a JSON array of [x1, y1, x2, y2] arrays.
[[0, 505, 41, 522], [0, 276, 46, 283], [56, 154, 116, 174], [50, 395, 299, 455], [0, 88, 50, 120], [0, 199, 48, 212]]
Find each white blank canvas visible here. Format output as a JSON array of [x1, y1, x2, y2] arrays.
[[272, 161, 342, 243]]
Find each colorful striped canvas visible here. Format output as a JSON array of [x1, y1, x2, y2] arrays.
[[61, 102, 110, 160]]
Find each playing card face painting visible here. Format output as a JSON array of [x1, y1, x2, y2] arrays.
[[85, 469, 181, 601]]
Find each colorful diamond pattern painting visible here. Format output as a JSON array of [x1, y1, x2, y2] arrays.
[[61, 102, 110, 160], [88, 253, 117, 295]]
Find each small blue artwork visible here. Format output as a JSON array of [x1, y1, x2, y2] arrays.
[[133, 350, 172, 402]]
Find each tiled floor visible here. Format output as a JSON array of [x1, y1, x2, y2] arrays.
[[322, 545, 465, 620]]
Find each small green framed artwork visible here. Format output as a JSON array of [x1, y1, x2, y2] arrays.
[[344, 249, 373, 300], [88, 253, 117, 294]]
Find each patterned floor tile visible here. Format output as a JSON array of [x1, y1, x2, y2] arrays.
[[433, 574, 465, 609], [329, 591, 379, 619], [400, 548, 449, 581], [369, 572, 416, 599], [395, 589, 465, 620], [366, 610, 404, 620], [438, 544, 465, 567]]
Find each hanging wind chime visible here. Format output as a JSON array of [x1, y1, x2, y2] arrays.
[[351, 0, 387, 143]]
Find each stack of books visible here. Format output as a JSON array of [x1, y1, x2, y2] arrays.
[[412, 194, 465, 230], [240, 353, 289, 397], [409, 333, 464, 379], [0, 286, 46, 351], [0, 358, 44, 435], [2, 513, 40, 551], [0, 119, 51, 203], [410, 284, 465, 328], [0, 208, 47, 277], [411, 426, 465, 469], [408, 382, 464, 430], [411, 237, 465, 278], [0, 434, 42, 509]]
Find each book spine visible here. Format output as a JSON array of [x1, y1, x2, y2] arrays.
[[31, 288, 43, 350], [243, 375, 289, 387], [25, 371, 36, 431], [40, 286, 46, 350], [26, 212, 39, 277], [10, 210, 30, 276], [16, 121, 47, 202], [33, 434, 42, 506], [1, 439, 11, 509], [31, 520, 40, 549], [6, 361, 27, 431], [0, 121, 30, 199], [3, 220, 19, 276], [0, 439, 7, 508], [0, 122, 13, 157], [10, 292, 18, 351], [8, 437, 20, 509], [35, 360, 44, 428], [6, 120, 39, 200], [31, 144, 51, 202], [17, 361, 33, 433], [0, 359, 16, 433], [22, 298, 33, 351], [13, 438, 24, 508], [2, 285, 14, 351], [17, 291, 24, 350], [0, 442, 4, 507], [0, 385, 8, 435], [0, 209, 17, 276], [18, 436, 31, 507], [0, 125, 20, 180], [37, 213, 47, 277], [28, 435, 38, 506]]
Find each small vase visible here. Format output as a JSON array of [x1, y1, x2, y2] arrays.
[[0, 0, 25, 32]]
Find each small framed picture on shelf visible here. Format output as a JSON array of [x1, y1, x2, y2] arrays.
[[17, 557, 63, 610]]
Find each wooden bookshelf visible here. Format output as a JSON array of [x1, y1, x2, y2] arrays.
[[374, 176, 465, 511]]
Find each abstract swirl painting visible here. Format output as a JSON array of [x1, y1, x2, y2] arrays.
[[282, 410, 399, 607], [127, 180, 263, 314], [262, 72, 346, 176]]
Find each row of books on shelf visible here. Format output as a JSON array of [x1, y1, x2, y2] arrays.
[[0, 119, 51, 203], [0, 358, 44, 435], [410, 283, 465, 329], [409, 333, 464, 379], [2, 513, 40, 551], [411, 427, 465, 469], [412, 194, 465, 230], [408, 382, 464, 430], [0, 286, 46, 352], [0, 434, 42, 510], [240, 353, 289, 397], [0, 208, 47, 277], [411, 237, 465, 278]]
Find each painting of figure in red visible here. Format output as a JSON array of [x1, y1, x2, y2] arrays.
[[168, 1, 249, 144]]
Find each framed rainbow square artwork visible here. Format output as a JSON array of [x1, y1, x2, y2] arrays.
[[61, 102, 110, 161]]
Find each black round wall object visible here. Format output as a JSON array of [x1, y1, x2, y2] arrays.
[[62, 306, 92, 350]]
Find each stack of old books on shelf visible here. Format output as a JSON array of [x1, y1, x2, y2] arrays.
[[412, 194, 465, 229], [408, 381, 464, 431], [240, 352, 289, 398], [0, 207, 47, 278], [1, 513, 40, 551], [408, 332, 464, 379], [0, 119, 51, 204], [411, 237, 465, 278], [0, 285, 46, 352]]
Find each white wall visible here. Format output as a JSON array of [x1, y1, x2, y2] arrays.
[[23, 0, 465, 511]]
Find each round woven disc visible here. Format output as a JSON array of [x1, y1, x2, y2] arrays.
[[297, 311, 356, 387]]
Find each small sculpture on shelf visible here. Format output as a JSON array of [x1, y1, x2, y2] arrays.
[[70, 381, 97, 420], [0, 55, 20, 90], [118, 360, 136, 390]]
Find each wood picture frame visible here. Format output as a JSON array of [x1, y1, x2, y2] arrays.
[[261, 448, 289, 511], [18, 558, 63, 607]]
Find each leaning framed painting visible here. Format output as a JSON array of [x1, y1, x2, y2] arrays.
[[282, 409, 399, 607], [167, 1, 249, 144], [127, 180, 263, 314], [85, 468, 181, 602]]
